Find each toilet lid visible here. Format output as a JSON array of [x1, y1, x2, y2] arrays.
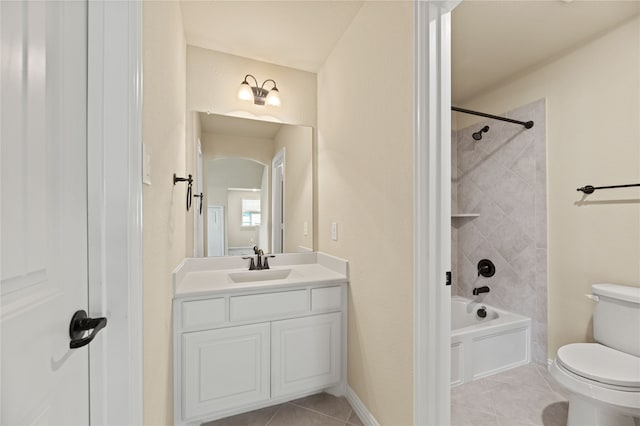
[[557, 343, 640, 388]]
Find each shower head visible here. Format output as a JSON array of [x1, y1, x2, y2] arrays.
[[472, 125, 490, 141]]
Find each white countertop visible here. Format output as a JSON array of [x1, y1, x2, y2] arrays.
[[173, 252, 349, 298]]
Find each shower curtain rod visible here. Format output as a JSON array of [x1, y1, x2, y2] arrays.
[[452, 106, 534, 129]]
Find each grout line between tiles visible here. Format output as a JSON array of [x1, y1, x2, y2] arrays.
[[344, 408, 363, 426], [288, 401, 351, 424], [264, 404, 282, 426], [345, 408, 354, 425], [532, 364, 556, 393]]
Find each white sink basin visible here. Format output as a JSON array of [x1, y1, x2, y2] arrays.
[[229, 269, 292, 283]]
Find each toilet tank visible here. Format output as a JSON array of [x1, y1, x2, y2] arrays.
[[592, 283, 640, 357]]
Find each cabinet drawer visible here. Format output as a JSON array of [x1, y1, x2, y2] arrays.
[[182, 298, 226, 329], [311, 286, 342, 311], [230, 290, 308, 322]]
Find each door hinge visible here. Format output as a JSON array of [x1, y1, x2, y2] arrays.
[[445, 271, 451, 286]]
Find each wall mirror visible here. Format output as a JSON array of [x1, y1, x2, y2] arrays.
[[192, 112, 313, 257]]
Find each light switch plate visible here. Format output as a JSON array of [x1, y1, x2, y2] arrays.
[[331, 222, 338, 241]]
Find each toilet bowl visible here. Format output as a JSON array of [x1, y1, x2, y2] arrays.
[[550, 284, 640, 426], [550, 343, 640, 425]]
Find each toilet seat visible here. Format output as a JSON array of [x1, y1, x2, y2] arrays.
[[557, 343, 640, 391]]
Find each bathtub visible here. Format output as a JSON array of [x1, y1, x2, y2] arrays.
[[451, 296, 531, 387]]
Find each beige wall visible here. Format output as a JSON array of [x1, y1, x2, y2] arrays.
[[142, 2, 186, 425], [317, 2, 414, 425], [187, 46, 317, 127], [456, 16, 640, 359], [274, 125, 314, 251]]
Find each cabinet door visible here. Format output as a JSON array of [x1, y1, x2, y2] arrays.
[[271, 312, 342, 398], [182, 323, 270, 420]]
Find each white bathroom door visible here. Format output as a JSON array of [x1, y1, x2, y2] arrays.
[[208, 206, 225, 256], [1, 1, 93, 424]]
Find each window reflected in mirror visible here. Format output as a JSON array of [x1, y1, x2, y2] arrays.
[[241, 198, 261, 227]]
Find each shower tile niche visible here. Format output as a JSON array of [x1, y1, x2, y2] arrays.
[[452, 99, 547, 364]]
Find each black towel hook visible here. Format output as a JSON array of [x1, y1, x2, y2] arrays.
[[173, 173, 193, 211]]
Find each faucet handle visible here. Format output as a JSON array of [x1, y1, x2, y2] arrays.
[[477, 259, 495, 278], [242, 256, 256, 270], [263, 255, 276, 270]]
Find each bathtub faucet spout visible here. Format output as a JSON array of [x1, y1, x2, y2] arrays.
[[472, 286, 490, 296]]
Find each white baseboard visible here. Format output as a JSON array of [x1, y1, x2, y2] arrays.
[[345, 386, 380, 426]]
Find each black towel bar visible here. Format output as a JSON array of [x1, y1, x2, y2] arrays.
[[577, 183, 640, 194]]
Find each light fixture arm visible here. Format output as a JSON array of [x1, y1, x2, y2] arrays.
[[242, 74, 260, 87], [261, 78, 278, 90]]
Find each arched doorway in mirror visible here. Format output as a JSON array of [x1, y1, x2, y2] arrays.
[[205, 157, 268, 256]]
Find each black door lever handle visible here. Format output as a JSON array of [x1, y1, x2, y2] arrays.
[[69, 310, 107, 349]]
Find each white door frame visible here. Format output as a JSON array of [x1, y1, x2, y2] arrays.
[[414, 1, 460, 425], [194, 138, 204, 256], [87, 1, 143, 425]]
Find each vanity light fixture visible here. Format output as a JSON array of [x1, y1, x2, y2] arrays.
[[237, 74, 281, 106]]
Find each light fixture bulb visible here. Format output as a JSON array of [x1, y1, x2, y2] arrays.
[[237, 81, 254, 102], [265, 87, 281, 107]]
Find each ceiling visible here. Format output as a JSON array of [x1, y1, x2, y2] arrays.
[[180, 1, 364, 72], [200, 112, 283, 139], [180, 1, 640, 104], [452, 0, 640, 103]]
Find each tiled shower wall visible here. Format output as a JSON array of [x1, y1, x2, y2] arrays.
[[452, 99, 547, 364]]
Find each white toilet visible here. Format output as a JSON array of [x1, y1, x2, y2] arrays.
[[550, 283, 640, 426]]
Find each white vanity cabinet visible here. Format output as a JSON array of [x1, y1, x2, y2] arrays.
[[173, 282, 347, 426]]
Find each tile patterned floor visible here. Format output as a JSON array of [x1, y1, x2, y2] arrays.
[[202, 393, 364, 426], [204, 364, 569, 426], [451, 363, 570, 426]]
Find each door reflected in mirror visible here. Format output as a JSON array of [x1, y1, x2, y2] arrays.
[[192, 112, 313, 257]]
